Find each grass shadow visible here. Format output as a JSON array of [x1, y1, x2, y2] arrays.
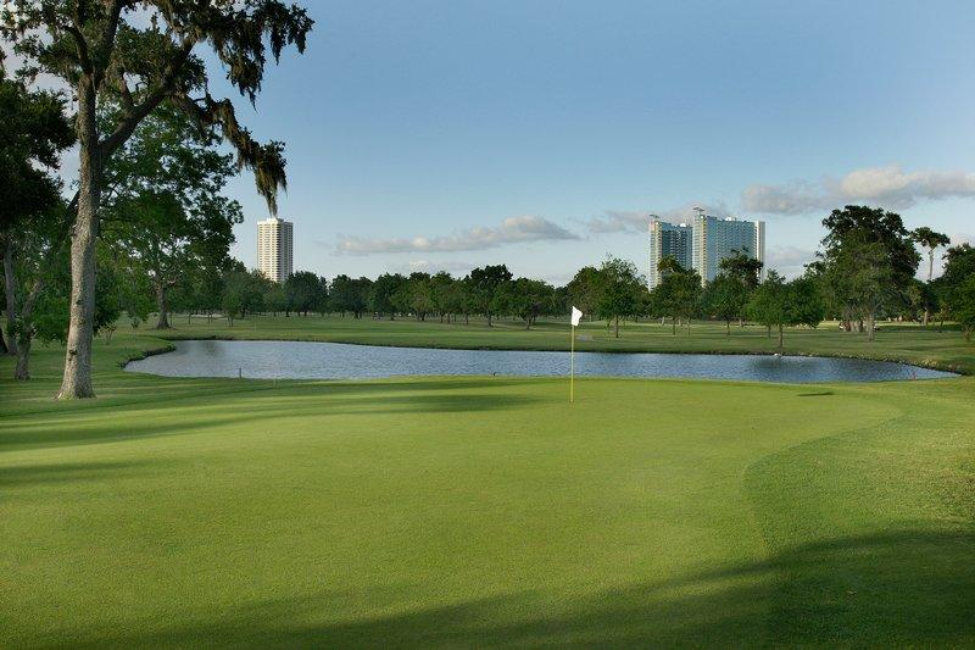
[[77, 529, 974, 647]]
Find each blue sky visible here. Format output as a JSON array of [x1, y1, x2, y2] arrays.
[[214, 0, 975, 282]]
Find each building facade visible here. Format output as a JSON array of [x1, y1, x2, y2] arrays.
[[648, 214, 765, 287], [691, 215, 765, 284], [648, 218, 692, 290], [257, 217, 294, 283]]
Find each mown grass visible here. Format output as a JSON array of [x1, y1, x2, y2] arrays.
[[1, 323, 973, 646]]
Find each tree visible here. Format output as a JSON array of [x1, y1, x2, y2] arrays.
[[651, 258, 702, 335], [329, 274, 371, 319], [597, 257, 644, 338], [748, 271, 824, 349], [101, 106, 243, 329], [221, 269, 252, 327], [467, 265, 513, 327], [315, 276, 330, 316], [3, 1, 313, 399], [912, 227, 951, 283], [27, 244, 124, 376], [429, 271, 455, 322], [718, 250, 764, 290], [786, 275, 825, 334], [370, 273, 406, 319], [703, 273, 746, 335], [566, 266, 603, 322], [718, 249, 763, 325], [508, 278, 554, 330], [949, 276, 975, 342], [819, 206, 919, 332], [748, 271, 788, 344], [912, 227, 951, 325], [263, 282, 288, 316], [818, 206, 917, 335], [285, 271, 320, 316], [937, 243, 975, 338], [403, 273, 434, 321], [0, 69, 75, 377]]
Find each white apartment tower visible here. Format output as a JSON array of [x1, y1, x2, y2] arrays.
[[257, 217, 294, 283], [648, 214, 765, 287]]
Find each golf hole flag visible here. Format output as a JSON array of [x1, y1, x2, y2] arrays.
[[571, 306, 583, 327], [570, 306, 582, 402]]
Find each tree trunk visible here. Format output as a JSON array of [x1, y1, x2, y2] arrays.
[[0, 326, 7, 355], [57, 84, 100, 400], [614, 315, 620, 338], [3, 240, 18, 356], [867, 312, 876, 342], [778, 323, 784, 349], [726, 320, 731, 336], [155, 285, 171, 329], [14, 334, 31, 380], [672, 316, 677, 335], [487, 312, 492, 327]]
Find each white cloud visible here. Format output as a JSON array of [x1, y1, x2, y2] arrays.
[[389, 259, 474, 275], [584, 202, 733, 234], [742, 166, 975, 215], [950, 233, 974, 247], [765, 245, 816, 278], [335, 215, 580, 255], [740, 182, 823, 216]]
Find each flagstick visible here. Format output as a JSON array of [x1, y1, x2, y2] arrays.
[[570, 322, 575, 403]]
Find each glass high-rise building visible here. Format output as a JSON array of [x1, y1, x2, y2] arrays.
[[257, 216, 294, 283], [648, 214, 765, 288]]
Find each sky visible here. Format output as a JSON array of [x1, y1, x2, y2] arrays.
[[13, 0, 975, 283]]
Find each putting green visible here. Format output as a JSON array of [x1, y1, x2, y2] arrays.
[[1, 331, 973, 646]]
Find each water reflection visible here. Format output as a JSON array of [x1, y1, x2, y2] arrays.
[[125, 340, 957, 384]]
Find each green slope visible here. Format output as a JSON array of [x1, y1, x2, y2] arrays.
[[1, 333, 972, 646]]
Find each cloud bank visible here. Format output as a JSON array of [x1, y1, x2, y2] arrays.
[[742, 166, 975, 215], [335, 215, 580, 255]]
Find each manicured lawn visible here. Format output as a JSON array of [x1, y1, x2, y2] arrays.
[[1, 327, 973, 646]]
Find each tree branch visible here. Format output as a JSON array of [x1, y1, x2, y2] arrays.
[[98, 36, 196, 160]]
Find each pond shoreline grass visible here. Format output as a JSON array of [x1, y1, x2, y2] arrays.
[[1, 317, 973, 646]]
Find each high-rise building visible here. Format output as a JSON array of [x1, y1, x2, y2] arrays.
[[648, 217, 692, 290], [647, 214, 765, 287], [257, 217, 294, 283], [691, 215, 765, 284]]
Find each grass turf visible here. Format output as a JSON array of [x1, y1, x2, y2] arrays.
[[1, 324, 973, 646]]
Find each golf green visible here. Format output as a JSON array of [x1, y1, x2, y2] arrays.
[[1, 328, 973, 646]]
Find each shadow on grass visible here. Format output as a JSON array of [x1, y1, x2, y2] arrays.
[[87, 529, 973, 647], [0, 459, 168, 489], [0, 380, 546, 451]]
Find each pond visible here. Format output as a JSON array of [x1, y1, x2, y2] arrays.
[[125, 340, 957, 384]]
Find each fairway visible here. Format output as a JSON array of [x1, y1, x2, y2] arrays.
[[1, 329, 973, 646]]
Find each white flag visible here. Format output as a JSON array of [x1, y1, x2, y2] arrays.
[[571, 306, 583, 327]]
